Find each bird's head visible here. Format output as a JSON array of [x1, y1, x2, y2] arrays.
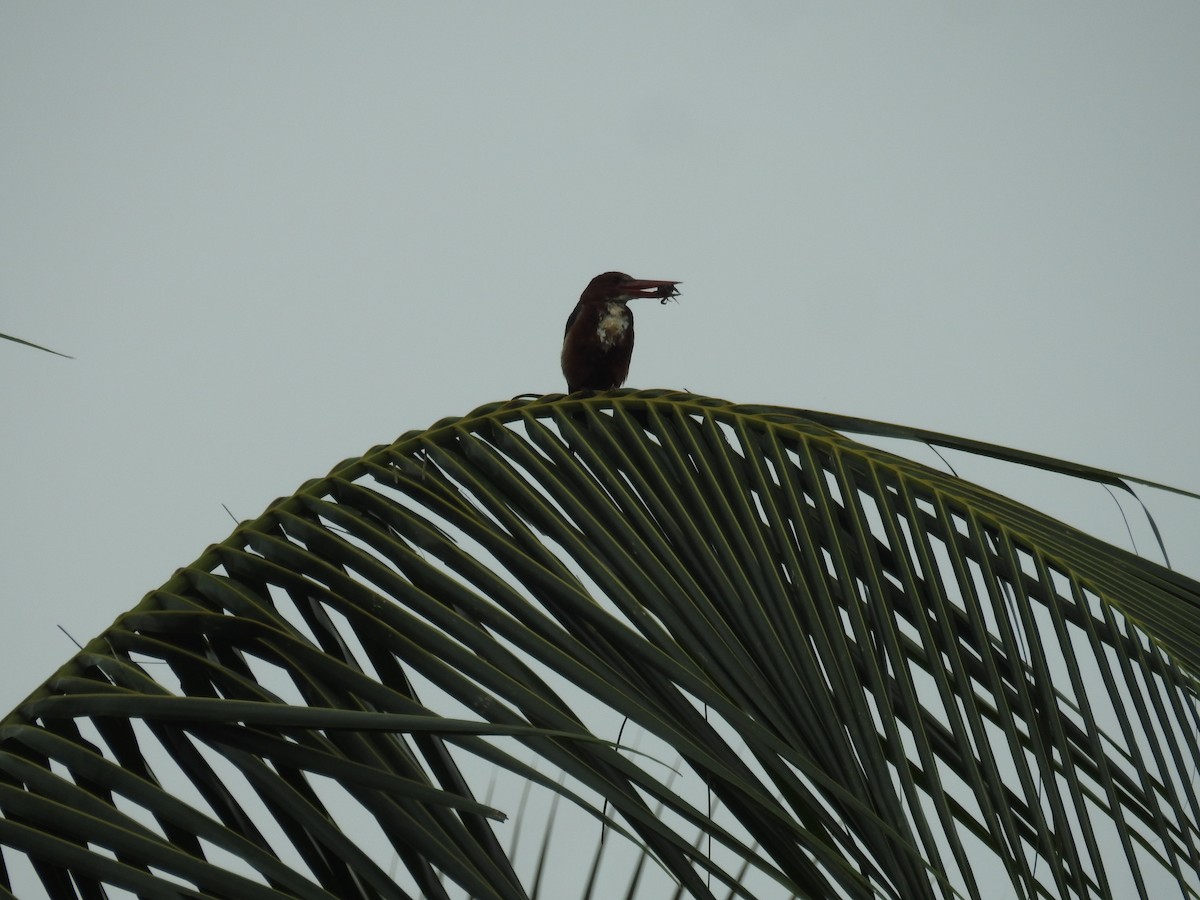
[[580, 271, 680, 304]]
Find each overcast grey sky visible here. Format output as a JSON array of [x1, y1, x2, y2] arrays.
[[3, 3, 1199, 894]]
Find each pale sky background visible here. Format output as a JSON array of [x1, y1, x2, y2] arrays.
[[3, 3, 1200, 896]]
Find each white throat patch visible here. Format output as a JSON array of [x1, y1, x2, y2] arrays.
[[596, 302, 630, 348]]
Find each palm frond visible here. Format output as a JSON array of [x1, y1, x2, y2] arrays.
[[2, 391, 1198, 898]]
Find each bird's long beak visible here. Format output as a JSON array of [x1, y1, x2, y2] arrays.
[[624, 278, 681, 300]]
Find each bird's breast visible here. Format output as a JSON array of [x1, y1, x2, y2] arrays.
[[595, 302, 631, 349]]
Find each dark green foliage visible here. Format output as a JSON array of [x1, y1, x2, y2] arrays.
[[2, 392, 1198, 898]]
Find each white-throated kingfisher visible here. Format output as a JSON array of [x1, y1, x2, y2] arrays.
[[560, 271, 681, 393]]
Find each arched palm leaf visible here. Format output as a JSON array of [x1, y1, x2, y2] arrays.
[[2, 391, 1198, 898]]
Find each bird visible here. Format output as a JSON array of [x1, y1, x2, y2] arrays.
[[561, 271, 680, 393]]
